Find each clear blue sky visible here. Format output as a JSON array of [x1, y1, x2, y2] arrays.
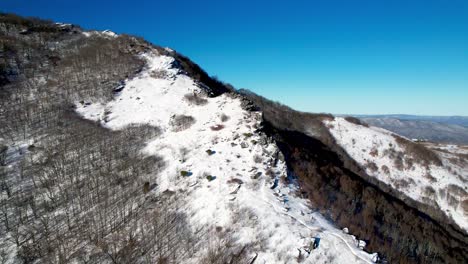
[[2, 0, 468, 115]]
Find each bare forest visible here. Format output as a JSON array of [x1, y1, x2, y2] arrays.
[[0, 14, 243, 263]]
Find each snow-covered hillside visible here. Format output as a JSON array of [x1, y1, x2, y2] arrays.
[[324, 117, 468, 232], [76, 51, 377, 263]]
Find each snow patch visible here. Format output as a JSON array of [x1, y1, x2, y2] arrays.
[[82, 30, 118, 38]]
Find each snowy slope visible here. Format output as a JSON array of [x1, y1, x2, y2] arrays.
[[76, 51, 377, 263], [324, 117, 468, 232]]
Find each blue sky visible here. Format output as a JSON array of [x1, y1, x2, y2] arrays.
[[2, 0, 468, 115]]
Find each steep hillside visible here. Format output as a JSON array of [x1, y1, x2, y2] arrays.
[[326, 118, 467, 232], [0, 14, 376, 263], [1, 14, 466, 264], [240, 92, 468, 263]]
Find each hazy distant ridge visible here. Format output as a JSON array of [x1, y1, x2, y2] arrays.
[[350, 115, 468, 144], [353, 114, 468, 127]]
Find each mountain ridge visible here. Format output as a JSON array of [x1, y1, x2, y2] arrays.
[[351, 114, 468, 127], [348, 116, 468, 144], [1, 13, 466, 264]]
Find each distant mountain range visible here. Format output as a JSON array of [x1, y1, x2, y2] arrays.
[[349, 115, 468, 144]]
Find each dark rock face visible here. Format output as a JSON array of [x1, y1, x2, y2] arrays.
[[155, 46, 234, 97], [262, 121, 468, 264]]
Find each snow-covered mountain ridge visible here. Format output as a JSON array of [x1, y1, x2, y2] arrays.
[[1, 14, 466, 263], [76, 51, 377, 263], [324, 118, 467, 233]]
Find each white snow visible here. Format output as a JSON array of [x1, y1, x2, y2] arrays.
[[324, 117, 468, 232], [82, 30, 118, 38], [55, 22, 72, 28], [76, 51, 377, 263], [102, 30, 118, 38]]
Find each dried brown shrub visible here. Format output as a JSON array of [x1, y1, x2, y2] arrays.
[[171, 115, 195, 131], [447, 193, 460, 207], [424, 186, 436, 196], [394, 155, 404, 171], [392, 135, 442, 167], [424, 172, 437, 183], [448, 157, 464, 167], [456, 153, 468, 164], [150, 69, 169, 79], [344, 116, 369, 127], [461, 199, 468, 216], [265, 169, 275, 179], [405, 158, 414, 170], [394, 179, 410, 190], [369, 148, 379, 157], [143, 181, 150, 194], [366, 161, 378, 172], [210, 124, 225, 131], [184, 93, 208, 106], [227, 178, 244, 185], [383, 148, 405, 171], [381, 165, 390, 174], [124, 123, 162, 139], [433, 147, 451, 154], [220, 113, 230, 122], [253, 155, 263, 163], [447, 184, 467, 197]]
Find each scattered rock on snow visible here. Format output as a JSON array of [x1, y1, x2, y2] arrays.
[[206, 149, 216, 155], [180, 170, 192, 177], [227, 178, 244, 185], [206, 175, 216, 181], [252, 171, 262, 179], [358, 240, 366, 250]]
